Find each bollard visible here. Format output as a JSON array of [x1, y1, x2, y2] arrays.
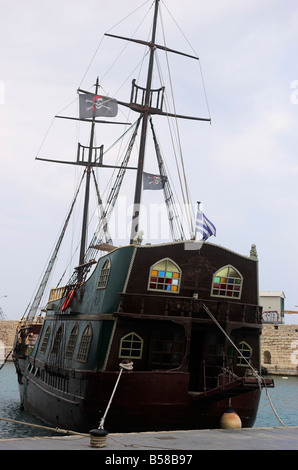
[[89, 428, 109, 448]]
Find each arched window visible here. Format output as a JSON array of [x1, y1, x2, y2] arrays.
[[119, 332, 143, 359], [237, 341, 252, 366], [65, 324, 78, 359], [264, 350, 271, 364], [40, 325, 51, 354], [97, 258, 111, 289], [211, 265, 242, 299], [148, 258, 181, 293], [76, 323, 93, 363], [50, 325, 64, 356]]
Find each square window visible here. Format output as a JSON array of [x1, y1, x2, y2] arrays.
[[173, 272, 180, 279], [158, 271, 165, 277], [151, 270, 158, 276], [166, 271, 173, 278], [171, 285, 178, 291], [214, 276, 220, 283]]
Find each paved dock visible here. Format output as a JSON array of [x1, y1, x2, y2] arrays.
[[0, 426, 297, 451]]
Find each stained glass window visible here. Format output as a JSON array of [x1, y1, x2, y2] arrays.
[[148, 258, 181, 293], [211, 265, 242, 299]]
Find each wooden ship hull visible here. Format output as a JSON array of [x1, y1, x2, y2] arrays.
[[13, 242, 273, 433]]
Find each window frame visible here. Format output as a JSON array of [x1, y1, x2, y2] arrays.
[[148, 258, 181, 294], [210, 264, 243, 299], [97, 258, 111, 289], [237, 341, 252, 367], [65, 323, 79, 360], [76, 323, 93, 363], [119, 332, 143, 360], [50, 325, 64, 356], [40, 325, 51, 354]]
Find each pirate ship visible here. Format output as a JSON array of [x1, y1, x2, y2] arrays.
[[13, 0, 273, 433]]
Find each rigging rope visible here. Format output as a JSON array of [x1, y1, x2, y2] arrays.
[[202, 303, 288, 427]]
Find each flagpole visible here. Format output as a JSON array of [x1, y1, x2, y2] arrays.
[[193, 201, 201, 240]]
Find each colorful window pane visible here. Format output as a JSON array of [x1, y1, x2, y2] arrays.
[[148, 258, 181, 293], [211, 265, 242, 299]]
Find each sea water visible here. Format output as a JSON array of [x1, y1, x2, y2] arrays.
[[0, 362, 297, 439]]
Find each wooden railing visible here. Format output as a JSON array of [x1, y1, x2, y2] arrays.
[[118, 292, 262, 324], [48, 286, 66, 302]]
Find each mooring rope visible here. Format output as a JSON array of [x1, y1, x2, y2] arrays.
[[98, 360, 133, 430], [0, 416, 88, 437]]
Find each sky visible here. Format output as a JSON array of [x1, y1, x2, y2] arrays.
[[1, 0, 298, 323]]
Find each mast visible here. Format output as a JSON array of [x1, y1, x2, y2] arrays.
[[129, 0, 160, 243], [77, 77, 99, 282]]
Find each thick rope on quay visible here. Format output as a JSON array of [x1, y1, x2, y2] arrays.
[[0, 416, 89, 437]]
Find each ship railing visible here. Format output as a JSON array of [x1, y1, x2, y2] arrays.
[[118, 292, 262, 324], [48, 286, 66, 302]]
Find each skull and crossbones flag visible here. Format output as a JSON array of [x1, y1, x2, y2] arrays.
[[143, 172, 167, 190], [79, 93, 118, 119]]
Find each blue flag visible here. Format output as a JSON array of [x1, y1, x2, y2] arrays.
[[195, 207, 216, 241]]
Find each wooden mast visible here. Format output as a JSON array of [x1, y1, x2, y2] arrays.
[[129, 0, 160, 243], [77, 77, 99, 282]]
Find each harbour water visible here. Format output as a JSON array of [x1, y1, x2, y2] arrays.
[[0, 362, 297, 439]]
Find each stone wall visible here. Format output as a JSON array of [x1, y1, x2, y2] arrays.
[[261, 324, 298, 376], [0, 321, 18, 361]]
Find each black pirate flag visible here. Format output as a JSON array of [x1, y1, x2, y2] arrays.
[[143, 172, 167, 190], [79, 93, 118, 119]]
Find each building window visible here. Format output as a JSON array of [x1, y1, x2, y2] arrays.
[[97, 258, 111, 289], [119, 332, 143, 359], [76, 323, 93, 363], [148, 258, 181, 293], [211, 265, 242, 299], [40, 325, 51, 354], [65, 324, 78, 359], [264, 350, 271, 364], [50, 325, 64, 356], [237, 341, 252, 366], [151, 328, 183, 369]]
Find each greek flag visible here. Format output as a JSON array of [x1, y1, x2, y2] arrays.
[[195, 207, 216, 241]]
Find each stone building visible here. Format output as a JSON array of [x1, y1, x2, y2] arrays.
[[0, 321, 18, 362], [259, 291, 286, 324], [260, 324, 298, 376]]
